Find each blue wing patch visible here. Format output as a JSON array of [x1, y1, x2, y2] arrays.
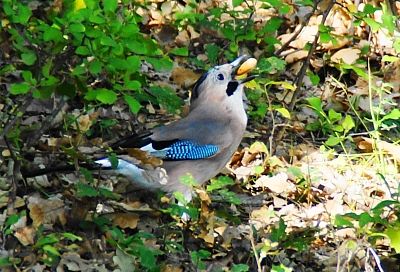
[[158, 140, 219, 160]]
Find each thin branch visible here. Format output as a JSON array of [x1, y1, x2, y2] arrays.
[[273, 1, 336, 152]]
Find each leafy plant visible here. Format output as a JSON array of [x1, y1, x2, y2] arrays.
[[335, 198, 400, 253], [306, 97, 356, 147]]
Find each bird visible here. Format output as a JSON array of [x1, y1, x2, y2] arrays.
[[22, 56, 257, 204], [95, 55, 257, 202]]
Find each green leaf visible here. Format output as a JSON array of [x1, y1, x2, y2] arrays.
[[328, 109, 342, 122], [22, 70, 36, 85], [43, 245, 60, 256], [205, 44, 220, 64], [125, 80, 141, 91], [325, 136, 342, 146], [307, 71, 320, 85], [125, 39, 147, 55], [126, 56, 141, 72], [62, 232, 83, 242], [16, 4, 32, 24], [100, 35, 117, 47], [358, 212, 374, 227], [21, 51, 37, 65], [103, 0, 118, 13], [275, 107, 291, 119], [10, 83, 30, 95], [342, 115, 355, 132], [88, 60, 102, 74], [43, 26, 63, 42], [69, 22, 86, 33], [319, 32, 332, 43], [76, 182, 99, 197], [121, 24, 140, 37], [138, 245, 157, 270], [217, 189, 241, 205], [0, 257, 13, 268], [146, 56, 173, 71], [36, 234, 59, 247], [170, 47, 189, 56], [124, 95, 141, 114], [76, 46, 90, 55], [306, 97, 323, 112], [270, 218, 286, 242], [97, 89, 117, 104], [207, 176, 234, 192], [40, 75, 59, 87], [382, 4, 395, 34], [232, 264, 249, 272], [381, 109, 400, 122], [363, 17, 381, 32], [271, 263, 292, 272], [232, 0, 244, 7], [334, 214, 354, 227], [363, 4, 378, 14], [148, 85, 183, 113], [385, 226, 400, 253]]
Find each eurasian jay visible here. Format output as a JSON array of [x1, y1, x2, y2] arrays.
[[95, 55, 257, 201]]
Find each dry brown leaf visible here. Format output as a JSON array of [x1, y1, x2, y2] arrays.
[[254, 173, 295, 194], [171, 66, 200, 88], [214, 226, 239, 249], [197, 228, 215, 245], [111, 213, 139, 229], [331, 48, 361, 65], [0, 193, 24, 209], [161, 264, 183, 272], [126, 148, 163, 167], [357, 137, 400, 161], [250, 205, 276, 230], [14, 226, 36, 246], [284, 50, 308, 64], [28, 195, 67, 228]]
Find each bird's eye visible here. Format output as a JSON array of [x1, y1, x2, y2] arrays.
[[217, 73, 224, 80]]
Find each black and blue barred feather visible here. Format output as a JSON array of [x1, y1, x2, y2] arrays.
[[164, 140, 219, 160]]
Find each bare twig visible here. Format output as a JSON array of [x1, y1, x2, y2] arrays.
[[0, 95, 33, 138], [274, 0, 319, 56], [273, 1, 336, 152]]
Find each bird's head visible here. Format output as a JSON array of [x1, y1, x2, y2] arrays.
[[190, 55, 257, 108]]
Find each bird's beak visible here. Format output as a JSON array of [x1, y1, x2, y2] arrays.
[[230, 55, 258, 84]]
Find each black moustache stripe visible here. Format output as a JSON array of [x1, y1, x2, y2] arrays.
[[226, 81, 239, 96]]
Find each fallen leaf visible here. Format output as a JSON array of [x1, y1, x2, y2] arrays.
[[331, 48, 361, 64], [254, 173, 295, 194], [14, 226, 36, 246], [111, 213, 139, 229], [28, 195, 67, 228]]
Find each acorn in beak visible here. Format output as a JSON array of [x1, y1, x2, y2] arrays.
[[230, 56, 258, 84]]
